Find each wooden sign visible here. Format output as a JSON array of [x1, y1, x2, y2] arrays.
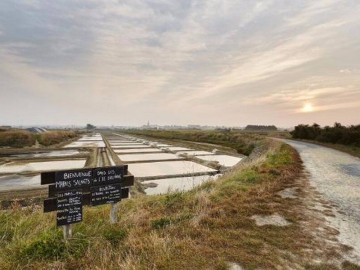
[[55, 168, 92, 190], [90, 184, 121, 206], [56, 190, 83, 226], [42, 165, 134, 228], [92, 166, 125, 185]]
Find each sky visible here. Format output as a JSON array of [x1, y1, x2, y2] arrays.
[[0, 0, 360, 128]]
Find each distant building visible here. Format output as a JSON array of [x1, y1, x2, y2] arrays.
[[244, 125, 277, 131], [26, 127, 48, 133]]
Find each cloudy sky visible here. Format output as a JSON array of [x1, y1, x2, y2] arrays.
[[1, 0, 360, 127]]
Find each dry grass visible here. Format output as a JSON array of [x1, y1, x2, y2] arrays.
[[0, 130, 35, 148]]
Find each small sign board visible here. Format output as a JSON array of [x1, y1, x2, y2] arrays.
[[92, 166, 125, 186], [55, 168, 92, 190], [56, 190, 83, 226], [90, 184, 122, 206]]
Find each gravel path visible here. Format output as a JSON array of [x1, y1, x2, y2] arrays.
[[282, 139, 360, 263]]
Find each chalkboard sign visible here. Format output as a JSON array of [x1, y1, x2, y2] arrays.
[[55, 168, 92, 190], [42, 164, 133, 230], [56, 190, 83, 226], [92, 166, 125, 185], [90, 184, 122, 206]]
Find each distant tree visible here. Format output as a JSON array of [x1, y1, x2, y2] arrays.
[[291, 122, 360, 147], [86, 124, 96, 130]]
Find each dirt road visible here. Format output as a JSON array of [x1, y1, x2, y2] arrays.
[[282, 139, 360, 263]]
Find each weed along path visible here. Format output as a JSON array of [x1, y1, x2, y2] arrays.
[[281, 139, 360, 263]]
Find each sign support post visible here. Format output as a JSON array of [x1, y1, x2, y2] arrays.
[[63, 224, 72, 240], [110, 203, 117, 224]]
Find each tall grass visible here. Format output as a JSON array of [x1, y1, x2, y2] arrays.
[[37, 131, 78, 146], [0, 130, 36, 148]]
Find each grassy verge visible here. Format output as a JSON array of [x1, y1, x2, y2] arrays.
[[1, 139, 332, 269], [122, 129, 266, 156]]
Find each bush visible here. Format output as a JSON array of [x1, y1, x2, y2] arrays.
[[291, 123, 360, 147], [0, 130, 35, 147], [38, 131, 78, 146], [151, 217, 172, 229], [20, 231, 66, 260], [103, 227, 127, 246], [19, 230, 89, 262]]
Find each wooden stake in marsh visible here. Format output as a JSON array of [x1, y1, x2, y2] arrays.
[[41, 165, 134, 240]]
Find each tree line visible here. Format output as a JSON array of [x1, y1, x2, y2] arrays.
[[291, 123, 360, 146]]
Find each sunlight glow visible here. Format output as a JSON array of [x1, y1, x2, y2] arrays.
[[301, 102, 314, 113]]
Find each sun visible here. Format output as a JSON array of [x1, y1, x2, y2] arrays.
[[301, 102, 314, 113]]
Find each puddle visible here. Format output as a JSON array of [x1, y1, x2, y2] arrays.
[[156, 144, 171, 147], [196, 155, 243, 167], [110, 142, 144, 145], [110, 143, 145, 147], [64, 141, 105, 148], [165, 147, 194, 151], [0, 159, 86, 173], [79, 138, 103, 141], [228, 263, 243, 270], [79, 135, 102, 141], [341, 164, 360, 177], [128, 161, 217, 178], [176, 150, 214, 156], [0, 175, 41, 191], [251, 213, 291, 226], [108, 140, 135, 143], [143, 175, 219, 195], [114, 148, 162, 153], [9, 150, 80, 158], [277, 187, 298, 199], [111, 145, 151, 149], [118, 153, 180, 162]]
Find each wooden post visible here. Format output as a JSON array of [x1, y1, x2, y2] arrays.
[[110, 203, 117, 224], [63, 224, 72, 240]]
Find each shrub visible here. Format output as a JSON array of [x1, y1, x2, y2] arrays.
[[151, 217, 172, 229], [38, 131, 77, 146], [103, 227, 127, 246], [0, 130, 35, 147]]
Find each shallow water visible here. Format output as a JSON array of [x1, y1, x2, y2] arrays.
[[165, 147, 194, 151], [110, 142, 144, 145], [143, 175, 220, 195], [0, 159, 86, 174], [64, 141, 105, 148], [9, 150, 80, 158], [118, 153, 179, 162], [0, 174, 41, 191], [114, 148, 162, 153], [111, 145, 151, 149], [128, 160, 217, 178], [196, 155, 243, 167], [176, 150, 214, 156]]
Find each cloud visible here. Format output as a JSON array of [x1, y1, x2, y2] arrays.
[[0, 0, 360, 126]]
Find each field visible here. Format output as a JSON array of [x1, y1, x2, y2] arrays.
[[1, 130, 357, 269]]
